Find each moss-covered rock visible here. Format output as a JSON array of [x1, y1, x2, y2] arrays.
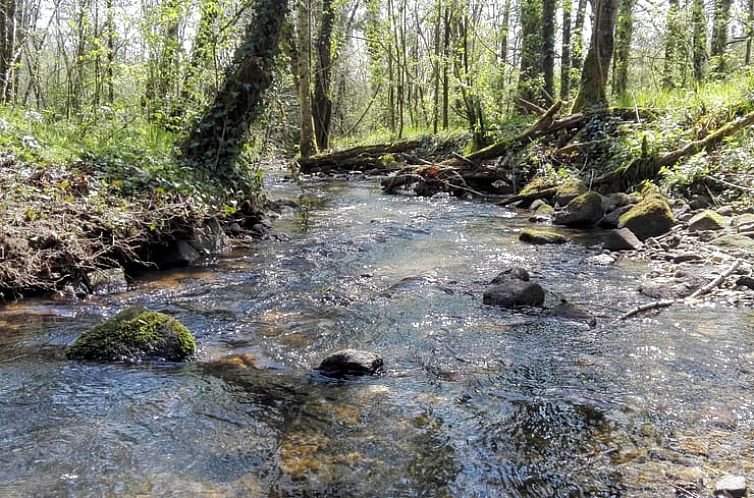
[[68, 306, 196, 362], [519, 176, 556, 196], [617, 192, 675, 241], [554, 179, 587, 207], [519, 228, 569, 245], [554, 191, 604, 227], [688, 210, 726, 232]]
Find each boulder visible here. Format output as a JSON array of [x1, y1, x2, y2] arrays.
[[598, 204, 634, 228], [68, 306, 196, 362], [618, 192, 675, 241], [490, 267, 531, 283], [85, 268, 128, 295], [318, 349, 384, 378], [639, 277, 705, 300], [555, 191, 605, 227], [602, 228, 643, 251], [688, 210, 726, 232], [519, 228, 568, 245], [712, 234, 754, 252], [483, 280, 545, 308], [554, 179, 587, 207], [529, 203, 555, 223], [714, 474, 747, 498]]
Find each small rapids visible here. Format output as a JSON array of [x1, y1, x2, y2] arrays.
[[1, 172, 753, 497]]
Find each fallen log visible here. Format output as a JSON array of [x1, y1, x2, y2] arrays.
[[297, 138, 424, 173], [596, 109, 754, 192]]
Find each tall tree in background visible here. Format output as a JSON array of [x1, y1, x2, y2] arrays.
[[572, 0, 619, 111], [747, 0, 754, 65], [569, 0, 588, 95], [560, 0, 572, 99], [711, 0, 732, 73], [296, 0, 317, 157], [662, 0, 682, 87], [518, 0, 544, 104], [183, 0, 289, 179], [542, 0, 556, 103], [612, 0, 634, 96], [313, 0, 335, 150], [691, 0, 707, 81]]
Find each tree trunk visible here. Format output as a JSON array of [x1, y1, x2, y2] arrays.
[[542, 0, 556, 103], [711, 0, 733, 73], [611, 0, 633, 96], [517, 0, 544, 105], [182, 0, 289, 181], [746, 0, 754, 64], [662, 0, 680, 88], [569, 0, 587, 93], [572, 0, 619, 112], [560, 0, 572, 100], [296, 0, 317, 158], [691, 0, 707, 81], [313, 0, 334, 150], [106, 0, 115, 103]]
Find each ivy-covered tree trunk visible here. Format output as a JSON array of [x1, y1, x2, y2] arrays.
[[612, 0, 634, 96], [517, 0, 544, 105], [711, 0, 733, 73], [560, 0, 572, 100], [296, 0, 317, 158], [313, 0, 335, 151], [182, 0, 289, 179], [691, 0, 707, 81], [569, 0, 588, 94], [542, 0, 556, 103], [572, 0, 620, 112], [662, 0, 681, 87]]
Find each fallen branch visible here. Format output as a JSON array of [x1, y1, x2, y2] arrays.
[[498, 187, 559, 207], [620, 260, 741, 320], [703, 174, 754, 194], [513, 97, 547, 115]]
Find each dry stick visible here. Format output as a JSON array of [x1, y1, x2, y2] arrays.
[[703, 174, 754, 194], [620, 260, 742, 320]]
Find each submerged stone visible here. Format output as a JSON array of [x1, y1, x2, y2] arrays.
[[67, 306, 196, 362], [318, 349, 383, 378]]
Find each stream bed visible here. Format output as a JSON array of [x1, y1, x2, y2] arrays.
[[1, 172, 753, 497]]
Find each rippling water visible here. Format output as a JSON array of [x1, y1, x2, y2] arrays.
[[1, 172, 753, 497]]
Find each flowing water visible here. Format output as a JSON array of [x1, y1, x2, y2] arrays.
[[1, 171, 753, 497]]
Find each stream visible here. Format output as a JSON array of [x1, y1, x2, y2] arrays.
[[1, 171, 753, 497]]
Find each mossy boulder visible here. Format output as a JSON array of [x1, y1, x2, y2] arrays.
[[519, 228, 569, 245], [554, 191, 604, 227], [688, 210, 726, 232], [554, 179, 587, 207], [617, 192, 675, 241], [519, 176, 556, 196], [68, 306, 196, 362]]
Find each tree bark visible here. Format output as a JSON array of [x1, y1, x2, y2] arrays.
[[560, 0, 572, 100], [542, 0, 556, 103], [662, 0, 680, 88], [691, 0, 707, 81], [313, 0, 334, 150], [572, 0, 619, 112], [517, 0, 544, 105], [182, 0, 289, 181], [611, 0, 633, 96], [296, 0, 317, 157], [711, 0, 733, 73]]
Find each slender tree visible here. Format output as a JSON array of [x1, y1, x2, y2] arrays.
[[691, 0, 707, 81], [663, 0, 682, 87], [569, 0, 588, 94], [296, 0, 317, 157], [572, 0, 620, 111], [560, 0, 572, 99], [313, 0, 335, 150], [612, 0, 634, 96], [711, 0, 733, 73], [542, 0, 556, 103], [518, 0, 544, 104]]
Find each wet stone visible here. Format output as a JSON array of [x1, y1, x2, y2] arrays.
[[490, 266, 530, 283], [603, 228, 643, 251], [737, 276, 754, 290], [715, 474, 747, 498], [317, 349, 383, 378], [85, 268, 127, 295], [483, 280, 545, 308]]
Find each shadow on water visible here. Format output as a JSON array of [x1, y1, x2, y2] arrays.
[[1, 173, 754, 497]]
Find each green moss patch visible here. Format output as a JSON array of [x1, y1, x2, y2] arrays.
[[519, 228, 569, 245], [68, 306, 196, 362], [618, 192, 675, 241]]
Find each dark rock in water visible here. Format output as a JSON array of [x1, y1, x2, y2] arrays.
[[554, 192, 604, 227], [554, 179, 587, 207], [672, 253, 704, 264], [618, 192, 675, 241], [737, 276, 754, 290], [318, 349, 384, 378], [189, 220, 232, 256], [85, 268, 127, 295], [714, 474, 747, 498], [519, 228, 568, 245], [598, 204, 634, 228], [548, 300, 596, 327], [490, 267, 530, 283], [484, 281, 545, 308], [175, 240, 202, 265], [640, 277, 705, 300], [688, 210, 726, 232], [67, 306, 196, 362], [603, 228, 643, 251]]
